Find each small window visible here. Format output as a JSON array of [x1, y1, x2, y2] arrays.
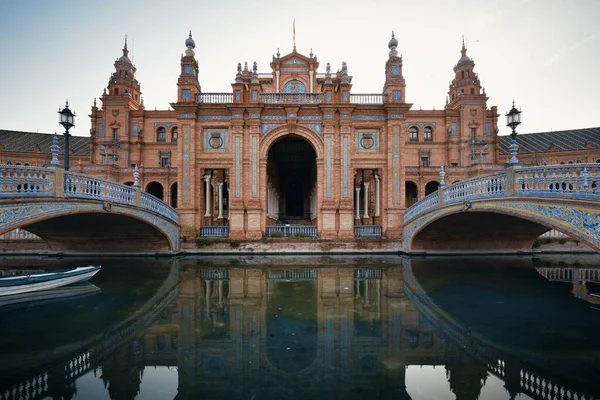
[[470, 88, 474, 94], [114, 88, 119, 95], [461, 71, 465, 79], [161, 157, 170, 167], [420, 156, 430, 167], [171, 127, 178, 143], [424, 127, 433, 142], [157, 127, 166, 142], [471, 128, 477, 140], [409, 127, 419, 142], [112, 128, 118, 140]]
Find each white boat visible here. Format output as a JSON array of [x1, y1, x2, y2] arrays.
[[0, 266, 101, 297]]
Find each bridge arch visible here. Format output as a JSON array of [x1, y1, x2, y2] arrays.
[[404, 198, 600, 253]]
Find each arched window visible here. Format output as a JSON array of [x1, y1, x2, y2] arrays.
[[171, 127, 178, 143], [282, 80, 307, 93], [157, 127, 166, 142], [409, 127, 419, 141], [424, 127, 433, 142]]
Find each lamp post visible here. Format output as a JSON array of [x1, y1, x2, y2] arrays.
[[506, 101, 522, 165], [58, 100, 75, 170]]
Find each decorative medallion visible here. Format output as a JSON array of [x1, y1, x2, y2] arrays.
[[112, 109, 119, 117], [357, 129, 380, 152], [204, 129, 228, 151]]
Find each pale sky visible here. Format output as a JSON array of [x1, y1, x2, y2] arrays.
[[1, 0, 599, 137]]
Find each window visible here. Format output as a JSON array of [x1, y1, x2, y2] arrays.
[[470, 88, 474, 94], [157, 127, 166, 142], [424, 127, 433, 142], [409, 127, 418, 141], [420, 156, 430, 167], [161, 157, 170, 167], [114, 88, 119, 95], [471, 128, 477, 141], [112, 128, 118, 140], [171, 127, 178, 143], [159, 150, 171, 167]]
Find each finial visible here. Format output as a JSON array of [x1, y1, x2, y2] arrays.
[[388, 30, 399, 57], [326, 62, 331, 74], [310, 48, 313, 58], [133, 164, 140, 187], [253, 61, 257, 74], [293, 18, 296, 51], [141, 96, 144, 105], [341, 61, 348, 77], [277, 48, 280, 58], [461, 35, 467, 57], [103, 87, 107, 96], [122, 35, 129, 57], [50, 134, 60, 166], [439, 165, 446, 186], [244, 61, 248, 71], [237, 62, 242, 73], [184, 30, 196, 55], [93, 97, 97, 107]]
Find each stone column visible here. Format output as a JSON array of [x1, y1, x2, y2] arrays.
[[374, 174, 381, 217], [363, 182, 370, 218], [204, 174, 212, 217], [309, 70, 314, 92], [217, 182, 224, 219], [355, 187, 361, 219], [276, 70, 280, 92]]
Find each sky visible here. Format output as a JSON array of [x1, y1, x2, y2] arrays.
[[0, 0, 599, 137]]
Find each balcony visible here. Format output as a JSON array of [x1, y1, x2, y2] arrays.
[[265, 225, 317, 237], [199, 226, 229, 237], [196, 93, 233, 104], [354, 225, 383, 238], [350, 94, 385, 105]]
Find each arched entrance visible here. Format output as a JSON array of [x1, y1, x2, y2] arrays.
[[425, 181, 440, 196], [405, 181, 418, 207], [266, 135, 317, 232], [146, 182, 164, 201]]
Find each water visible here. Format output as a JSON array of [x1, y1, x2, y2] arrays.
[[0, 255, 599, 400]]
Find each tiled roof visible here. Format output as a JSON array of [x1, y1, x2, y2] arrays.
[[499, 127, 600, 155], [0, 130, 90, 156]]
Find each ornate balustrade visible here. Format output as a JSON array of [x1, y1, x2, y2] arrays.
[[200, 270, 229, 280], [354, 225, 383, 238], [140, 192, 179, 222], [267, 269, 318, 280], [64, 171, 135, 205], [199, 226, 229, 237], [0, 165, 179, 225], [0, 165, 54, 198], [265, 225, 317, 237], [355, 269, 383, 279], [404, 191, 439, 222], [404, 163, 600, 223], [196, 92, 233, 103], [260, 93, 323, 105], [350, 93, 384, 104]]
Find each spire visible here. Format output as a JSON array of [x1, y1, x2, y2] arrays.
[[123, 35, 129, 57], [293, 18, 296, 51], [462, 35, 466, 55], [457, 36, 471, 64], [184, 31, 196, 57], [388, 30, 399, 57]]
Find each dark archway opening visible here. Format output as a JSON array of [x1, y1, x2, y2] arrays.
[[425, 181, 440, 196], [405, 181, 418, 207], [266, 135, 317, 224], [146, 182, 164, 201], [170, 182, 178, 209]]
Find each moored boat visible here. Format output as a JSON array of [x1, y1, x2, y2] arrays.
[[0, 266, 101, 297]]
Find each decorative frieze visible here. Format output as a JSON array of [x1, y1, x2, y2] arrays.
[[178, 113, 194, 119], [153, 122, 176, 128], [298, 115, 322, 121], [405, 122, 437, 128], [301, 123, 323, 135], [262, 115, 286, 120], [261, 123, 283, 136], [198, 115, 231, 121], [389, 113, 405, 119], [352, 115, 386, 121]]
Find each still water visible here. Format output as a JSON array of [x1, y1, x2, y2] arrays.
[[0, 255, 599, 400]]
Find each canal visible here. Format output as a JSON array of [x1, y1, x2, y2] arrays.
[[0, 255, 599, 400]]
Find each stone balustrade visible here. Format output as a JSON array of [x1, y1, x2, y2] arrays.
[[260, 93, 323, 105], [265, 225, 317, 237], [0, 165, 178, 224], [196, 92, 233, 103], [0, 165, 55, 197], [350, 93, 384, 104], [404, 163, 600, 223]]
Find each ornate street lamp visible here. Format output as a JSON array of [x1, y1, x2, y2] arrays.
[[506, 101, 522, 165], [58, 100, 75, 170]]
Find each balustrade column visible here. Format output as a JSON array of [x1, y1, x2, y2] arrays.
[[363, 182, 370, 218], [204, 174, 212, 217], [276, 70, 280, 92], [217, 182, 224, 219], [355, 187, 361, 219], [374, 174, 380, 217]]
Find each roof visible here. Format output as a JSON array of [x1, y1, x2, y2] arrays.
[[0, 130, 90, 156], [498, 127, 600, 155]]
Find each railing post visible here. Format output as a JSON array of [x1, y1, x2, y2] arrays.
[[438, 165, 446, 206], [504, 164, 521, 195], [52, 166, 64, 198]]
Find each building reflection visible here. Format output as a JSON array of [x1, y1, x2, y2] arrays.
[[4, 259, 600, 400]]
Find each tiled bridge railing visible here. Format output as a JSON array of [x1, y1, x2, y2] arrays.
[[0, 164, 179, 224], [265, 225, 318, 237], [404, 163, 600, 223]]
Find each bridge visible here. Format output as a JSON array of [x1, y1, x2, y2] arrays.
[[0, 164, 180, 252], [403, 163, 600, 254]]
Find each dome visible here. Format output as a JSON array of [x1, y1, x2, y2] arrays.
[[458, 54, 471, 63], [185, 31, 196, 49], [119, 54, 132, 63]]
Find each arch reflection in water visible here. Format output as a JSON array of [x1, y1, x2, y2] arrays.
[[2, 256, 600, 400]]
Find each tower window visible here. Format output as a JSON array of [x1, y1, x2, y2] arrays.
[[461, 71, 465, 79], [424, 127, 433, 142], [157, 127, 167, 142], [470, 88, 474, 94], [114, 88, 119, 95], [171, 127, 178, 143], [409, 127, 419, 142], [112, 128, 118, 140]]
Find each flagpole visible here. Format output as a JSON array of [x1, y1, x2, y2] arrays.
[[293, 18, 296, 51]]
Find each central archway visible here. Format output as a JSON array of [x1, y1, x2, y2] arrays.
[[266, 134, 317, 225]]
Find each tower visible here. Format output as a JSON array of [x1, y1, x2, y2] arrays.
[[177, 31, 201, 103], [382, 31, 406, 103]]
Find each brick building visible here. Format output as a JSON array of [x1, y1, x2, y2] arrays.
[[2, 33, 599, 240]]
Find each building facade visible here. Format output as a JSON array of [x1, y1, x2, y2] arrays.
[[2, 33, 600, 241]]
